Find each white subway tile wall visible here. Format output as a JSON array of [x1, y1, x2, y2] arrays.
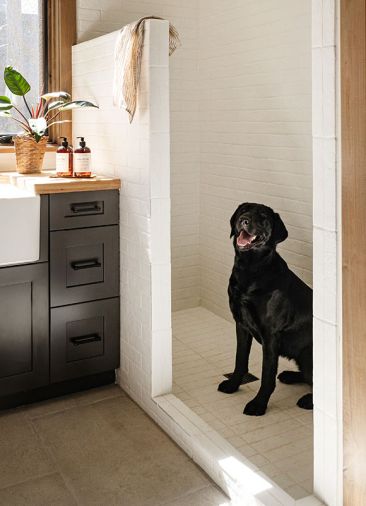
[[198, 0, 313, 320], [77, 0, 312, 319], [72, 19, 173, 407], [77, 0, 201, 312], [312, 1, 341, 505]]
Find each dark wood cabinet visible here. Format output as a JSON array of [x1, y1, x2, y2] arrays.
[[0, 263, 49, 396], [0, 190, 120, 406]]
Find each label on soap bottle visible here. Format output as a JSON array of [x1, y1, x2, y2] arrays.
[[74, 153, 91, 174], [56, 153, 69, 173]]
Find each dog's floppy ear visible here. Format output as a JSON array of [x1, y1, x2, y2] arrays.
[[272, 213, 288, 244], [230, 204, 246, 238]]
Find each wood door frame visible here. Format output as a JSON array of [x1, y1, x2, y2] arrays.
[[341, 0, 366, 503]]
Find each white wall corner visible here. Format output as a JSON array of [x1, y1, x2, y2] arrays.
[[312, 0, 342, 504]]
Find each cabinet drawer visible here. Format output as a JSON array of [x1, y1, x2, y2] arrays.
[[50, 190, 119, 230], [50, 298, 120, 383], [50, 226, 119, 307]]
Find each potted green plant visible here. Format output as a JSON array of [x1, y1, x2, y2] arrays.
[[0, 66, 98, 174]]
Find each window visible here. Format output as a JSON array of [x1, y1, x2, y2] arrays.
[[0, 0, 46, 137]]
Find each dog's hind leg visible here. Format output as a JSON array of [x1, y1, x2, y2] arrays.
[[277, 371, 305, 384], [218, 323, 253, 394], [297, 393, 313, 409], [296, 346, 313, 410], [297, 346, 313, 385]]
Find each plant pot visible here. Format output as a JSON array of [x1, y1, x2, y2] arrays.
[[13, 135, 48, 174]]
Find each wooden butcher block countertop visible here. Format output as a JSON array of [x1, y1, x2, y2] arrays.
[[0, 171, 121, 194]]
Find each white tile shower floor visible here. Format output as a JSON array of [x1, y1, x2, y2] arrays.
[[172, 307, 313, 501]]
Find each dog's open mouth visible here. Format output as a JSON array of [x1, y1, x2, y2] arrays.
[[236, 230, 259, 249]]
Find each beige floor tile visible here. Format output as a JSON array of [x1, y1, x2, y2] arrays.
[[249, 453, 270, 468], [263, 437, 312, 463], [299, 477, 314, 494], [164, 485, 232, 506], [268, 473, 296, 491], [0, 411, 55, 489], [23, 385, 124, 421], [32, 396, 211, 506], [22, 396, 78, 420], [0, 473, 77, 506], [252, 430, 311, 456], [72, 384, 125, 406], [284, 483, 310, 500]]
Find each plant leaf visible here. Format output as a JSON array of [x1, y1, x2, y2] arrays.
[[0, 95, 11, 104], [46, 100, 65, 112], [47, 119, 72, 128], [28, 117, 47, 136], [58, 100, 99, 111], [41, 91, 71, 102], [4, 66, 31, 96], [0, 110, 11, 117], [0, 95, 13, 110]]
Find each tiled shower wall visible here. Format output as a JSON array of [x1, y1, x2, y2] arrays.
[[198, 0, 313, 320], [77, 0, 201, 312], [78, 0, 313, 319]]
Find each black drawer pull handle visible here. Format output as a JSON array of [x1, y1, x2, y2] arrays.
[[70, 202, 101, 214], [71, 258, 101, 270], [70, 333, 102, 346]]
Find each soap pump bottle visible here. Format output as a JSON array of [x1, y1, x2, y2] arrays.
[[56, 137, 73, 177], [73, 137, 92, 178]]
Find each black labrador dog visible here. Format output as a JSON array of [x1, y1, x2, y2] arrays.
[[218, 203, 313, 416]]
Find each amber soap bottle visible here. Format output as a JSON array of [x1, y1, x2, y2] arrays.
[[73, 137, 91, 178], [56, 137, 73, 177]]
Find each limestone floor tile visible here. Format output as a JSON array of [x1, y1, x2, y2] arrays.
[[284, 483, 310, 500], [22, 385, 124, 421], [0, 473, 77, 506], [164, 484, 233, 505], [172, 307, 314, 501], [0, 411, 55, 489], [32, 395, 212, 506], [22, 395, 78, 420], [72, 383, 125, 406]]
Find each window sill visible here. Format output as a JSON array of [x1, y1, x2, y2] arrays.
[[0, 144, 57, 154]]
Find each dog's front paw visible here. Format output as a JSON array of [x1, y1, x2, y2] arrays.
[[244, 398, 267, 416], [218, 379, 240, 394]]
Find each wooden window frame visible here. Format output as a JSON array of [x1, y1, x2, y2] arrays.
[[0, 0, 75, 153], [47, 0, 76, 144]]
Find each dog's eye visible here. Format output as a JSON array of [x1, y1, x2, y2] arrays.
[[243, 219, 249, 226]]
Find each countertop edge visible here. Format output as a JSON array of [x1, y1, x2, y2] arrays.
[[0, 172, 121, 195]]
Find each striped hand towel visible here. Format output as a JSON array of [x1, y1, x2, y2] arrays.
[[113, 16, 180, 123]]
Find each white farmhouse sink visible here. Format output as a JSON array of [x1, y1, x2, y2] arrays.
[[0, 183, 40, 266]]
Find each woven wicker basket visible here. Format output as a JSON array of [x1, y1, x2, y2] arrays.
[[14, 135, 48, 174]]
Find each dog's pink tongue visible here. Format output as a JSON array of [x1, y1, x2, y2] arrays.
[[237, 230, 251, 247]]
